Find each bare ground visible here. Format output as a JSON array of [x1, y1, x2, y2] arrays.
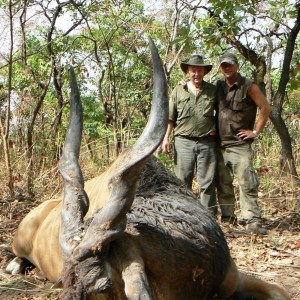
[[0, 186, 299, 300]]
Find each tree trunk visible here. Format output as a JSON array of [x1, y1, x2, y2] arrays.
[[270, 109, 298, 185], [269, 4, 300, 183], [1, 0, 15, 197], [26, 78, 51, 196]]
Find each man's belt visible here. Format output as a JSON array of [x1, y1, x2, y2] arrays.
[[176, 135, 216, 141]]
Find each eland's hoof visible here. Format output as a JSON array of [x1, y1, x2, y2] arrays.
[[5, 257, 26, 275]]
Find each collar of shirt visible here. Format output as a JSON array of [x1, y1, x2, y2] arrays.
[[226, 73, 243, 91], [183, 80, 210, 92], [187, 81, 201, 95]]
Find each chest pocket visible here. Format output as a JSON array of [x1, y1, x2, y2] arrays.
[[227, 85, 248, 113], [202, 95, 215, 117], [226, 75, 252, 112], [176, 97, 192, 121], [231, 97, 244, 112]]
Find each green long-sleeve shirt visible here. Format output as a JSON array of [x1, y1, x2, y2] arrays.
[[169, 81, 217, 138]]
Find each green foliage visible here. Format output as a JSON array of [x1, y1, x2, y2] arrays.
[[284, 90, 300, 115], [157, 153, 173, 171], [82, 95, 106, 138], [0, 0, 299, 196]]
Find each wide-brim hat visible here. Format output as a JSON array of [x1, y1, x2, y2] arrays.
[[180, 54, 213, 74]]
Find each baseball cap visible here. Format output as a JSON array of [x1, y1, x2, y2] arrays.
[[219, 53, 238, 65]]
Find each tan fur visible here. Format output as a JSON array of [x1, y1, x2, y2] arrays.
[[217, 257, 239, 299], [12, 172, 109, 282], [236, 272, 291, 300]]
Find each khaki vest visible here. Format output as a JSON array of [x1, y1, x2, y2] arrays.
[[216, 74, 257, 146]]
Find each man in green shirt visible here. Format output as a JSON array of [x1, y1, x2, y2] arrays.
[[162, 54, 217, 214]]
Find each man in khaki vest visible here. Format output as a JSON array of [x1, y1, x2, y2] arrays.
[[162, 54, 217, 214], [216, 53, 272, 235]]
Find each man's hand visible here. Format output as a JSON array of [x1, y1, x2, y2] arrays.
[[179, 79, 189, 85], [237, 129, 258, 140], [161, 139, 171, 153], [162, 121, 174, 153]]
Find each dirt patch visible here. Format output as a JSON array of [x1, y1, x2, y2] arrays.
[[0, 193, 300, 299]]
